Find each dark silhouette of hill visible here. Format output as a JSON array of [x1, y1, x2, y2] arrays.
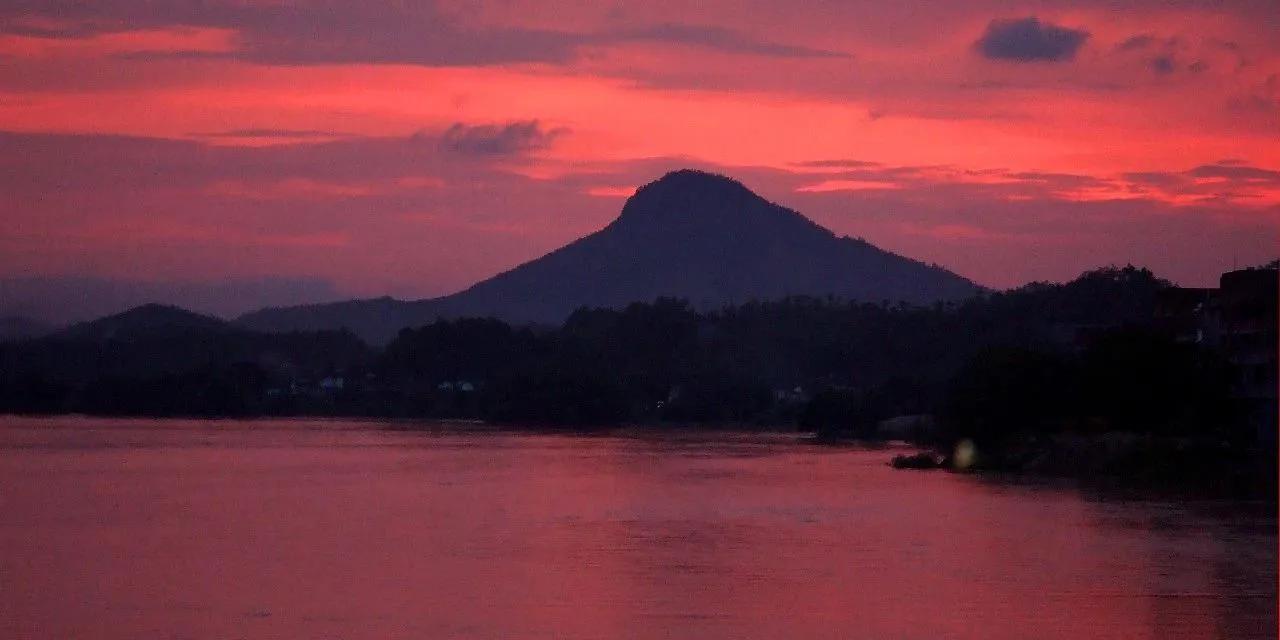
[[56, 303, 231, 343], [238, 170, 982, 343], [1, 303, 372, 415], [0, 316, 52, 342]]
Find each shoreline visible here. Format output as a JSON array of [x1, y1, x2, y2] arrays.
[[4, 414, 1274, 498], [882, 431, 1277, 499]]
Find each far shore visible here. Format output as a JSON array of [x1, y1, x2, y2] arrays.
[[5, 414, 1273, 499]]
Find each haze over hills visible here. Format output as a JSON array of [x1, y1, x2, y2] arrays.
[[239, 170, 983, 343], [0, 316, 52, 342], [0, 276, 339, 327]]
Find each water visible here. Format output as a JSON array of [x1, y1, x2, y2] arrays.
[[0, 417, 1274, 639]]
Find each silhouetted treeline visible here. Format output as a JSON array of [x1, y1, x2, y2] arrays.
[[942, 328, 1236, 445], [0, 305, 373, 416], [0, 266, 1254, 442]]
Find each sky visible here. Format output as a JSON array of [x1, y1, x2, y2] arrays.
[[1, 1, 1277, 321]]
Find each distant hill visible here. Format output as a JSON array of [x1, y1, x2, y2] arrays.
[[1, 303, 372, 415], [0, 275, 339, 327], [0, 316, 52, 342], [56, 303, 230, 343], [239, 169, 983, 343]]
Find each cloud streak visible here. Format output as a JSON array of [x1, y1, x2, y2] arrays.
[[0, 2, 842, 66]]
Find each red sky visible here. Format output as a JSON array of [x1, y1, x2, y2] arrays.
[[2, 1, 1277, 319]]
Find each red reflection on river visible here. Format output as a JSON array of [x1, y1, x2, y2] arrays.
[[0, 417, 1274, 639]]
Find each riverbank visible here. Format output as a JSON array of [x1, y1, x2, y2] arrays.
[[888, 432, 1276, 498]]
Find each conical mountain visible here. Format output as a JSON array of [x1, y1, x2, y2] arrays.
[[239, 170, 982, 342]]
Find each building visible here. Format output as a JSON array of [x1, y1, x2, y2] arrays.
[[319, 376, 345, 391], [1153, 286, 1215, 344], [1214, 269, 1278, 441], [1159, 268, 1277, 441]]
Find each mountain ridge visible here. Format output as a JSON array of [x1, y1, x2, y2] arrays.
[[238, 169, 983, 343]]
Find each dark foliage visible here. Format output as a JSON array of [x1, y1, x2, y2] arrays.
[[481, 368, 629, 425], [799, 389, 878, 437], [800, 378, 935, 438], [0, 305, 373, 417], [1075, 327, 1235, 435], [942, 347, 1080, 445], [943, 327, 1237, 445], [2, 264, 1248, 443]]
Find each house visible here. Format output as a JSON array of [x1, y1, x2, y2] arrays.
[[1160, 267, 1277, 441], [773, 385, 807, 404], [1214, 269, 1278, 442], [437, 380, 475, 392], [1154, 286, 1214, 344]]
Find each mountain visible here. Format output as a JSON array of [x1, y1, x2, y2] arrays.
[[0, 276, 338, 327], [239, 169, 982, 343], [56, 303, 231, 343]]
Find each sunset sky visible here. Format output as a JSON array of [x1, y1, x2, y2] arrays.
[[2, 1, 1278, 320]]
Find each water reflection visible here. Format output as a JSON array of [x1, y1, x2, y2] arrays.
[[0, 417, 1274, 639]]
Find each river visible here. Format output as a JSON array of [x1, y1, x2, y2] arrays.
[[0, 416, 1274, 639]]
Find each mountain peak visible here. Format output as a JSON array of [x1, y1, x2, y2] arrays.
[[648, 169, 750, 193], [240, 170, 982, 341], [618, 169, 764, 225]]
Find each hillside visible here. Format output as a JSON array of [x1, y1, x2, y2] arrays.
[[239, 170, 982, 342]]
